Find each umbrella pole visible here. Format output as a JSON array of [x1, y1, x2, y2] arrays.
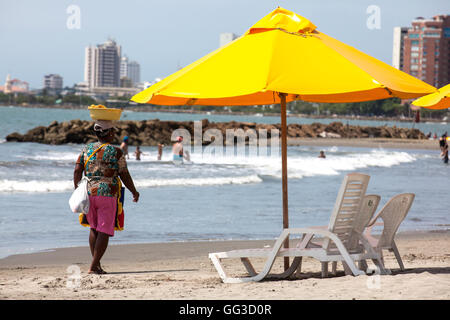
[[279, 92, 289, 271]]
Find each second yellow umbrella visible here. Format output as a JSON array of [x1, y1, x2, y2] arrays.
[[412, 83, 450, 110]]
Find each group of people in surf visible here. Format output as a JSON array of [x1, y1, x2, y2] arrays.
[[118, 135, 190, 164]]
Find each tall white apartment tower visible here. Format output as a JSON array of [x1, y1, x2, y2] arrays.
[[84, 39, 122, 88], [84, 46, 95, 87], [392, 27, 408, 70]]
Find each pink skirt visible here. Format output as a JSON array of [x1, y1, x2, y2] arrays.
[[86, 195, 117, 236]]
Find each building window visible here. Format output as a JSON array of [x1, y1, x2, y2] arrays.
[[411, 46, 419, 51], [411, 52, 419, 57], [411, 65, 419, 70], [444, 27, 450, 38], [409, 33, 420, 38]]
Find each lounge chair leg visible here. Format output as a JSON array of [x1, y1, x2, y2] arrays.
[[358, 260, 369, 272], [240, 258, 257, 276], [209, 254, 229, 282], [342, 262, 352, 275], [391, 241, 405, 271], [294, 257, 303, 277], [331, 261, 337, 275], [321, 262, 329, 278], [371, 249, 390, 275], [271, 257, 302, 279]]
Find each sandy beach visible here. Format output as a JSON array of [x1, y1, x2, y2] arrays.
[[1, 231, 449, 300]]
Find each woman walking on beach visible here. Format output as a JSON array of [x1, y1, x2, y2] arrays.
[[73, 120, 139, 274]]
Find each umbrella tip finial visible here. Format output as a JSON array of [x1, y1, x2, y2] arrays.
[[248, 7, 317, 35]]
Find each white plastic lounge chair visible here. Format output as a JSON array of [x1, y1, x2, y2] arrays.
[[209, 173, 387, 283], [363, 193, 415, 272], [296, 194, 381, 276]]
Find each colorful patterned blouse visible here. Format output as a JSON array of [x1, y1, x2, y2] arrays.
[[76, 142, 127, 198]]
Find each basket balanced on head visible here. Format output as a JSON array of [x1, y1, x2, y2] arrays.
[[88, 105, 122, 121]]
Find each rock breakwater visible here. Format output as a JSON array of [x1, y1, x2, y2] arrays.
[[5, 119, 426, 145]]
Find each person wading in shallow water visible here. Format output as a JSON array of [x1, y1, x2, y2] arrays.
[[73, 120, 139, 274], [172, 136, 184, 164], [120, 136, 130, 159]]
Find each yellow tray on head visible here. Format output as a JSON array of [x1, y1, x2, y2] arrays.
[[88, 105, 122, 121]]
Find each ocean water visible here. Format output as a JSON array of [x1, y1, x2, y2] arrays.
[[0, 106, 449, 259]]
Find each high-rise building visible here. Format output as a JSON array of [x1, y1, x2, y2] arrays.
[[120, 56, 140, 86], [43, 74, 63, 93], [84, 39, 122, 88], [398, 15, 450, 88], [127, 60, 140, 85], [220, 32, 238, 47], [120, 56, 129, 79], [392, 27, 408, 70]]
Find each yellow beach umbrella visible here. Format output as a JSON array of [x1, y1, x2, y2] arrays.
[[132, 7, 436, 269], [412, 83, 450, 110]]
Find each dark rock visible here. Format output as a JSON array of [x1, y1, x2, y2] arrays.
[[6, 132, 24, 142]]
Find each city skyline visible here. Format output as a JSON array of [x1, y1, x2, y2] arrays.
[[1, 0, 449, 89]]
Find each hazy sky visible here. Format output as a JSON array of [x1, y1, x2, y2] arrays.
[[1, 0, 449, 89]]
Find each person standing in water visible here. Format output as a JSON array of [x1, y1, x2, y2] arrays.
[[73, 120, 139, 274], [120, 136, 129, 159], [172, 136, 184, 164], [134, 146, 143, 161], [442, 141, 449, 164], [318, 150, 326, 158], [157, 143, 164, 161]]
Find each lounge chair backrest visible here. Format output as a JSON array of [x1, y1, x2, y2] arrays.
[[323, 173, 370, 253], [349, 194, 381, 249], [354, 194, 381, 234], [373, 193, 415, 248]]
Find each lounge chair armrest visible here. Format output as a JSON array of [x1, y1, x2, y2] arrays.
[[306, 225, 328, 229], [270, 227, 333, 254], [285, 228, 344, 246]]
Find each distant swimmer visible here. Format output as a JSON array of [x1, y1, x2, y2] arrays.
[[134, 146, 143, 161], [120, 136, 129, 159], [157, 143, 164, 160], [439, 134, 446, 151], [442, 142, 449, 164], [318, 150, 326, 158], [172, 136, 184, 164]]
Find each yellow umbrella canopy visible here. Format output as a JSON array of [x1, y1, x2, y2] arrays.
[[132, 7, 436, 106], [412, 83, 450, 110]]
